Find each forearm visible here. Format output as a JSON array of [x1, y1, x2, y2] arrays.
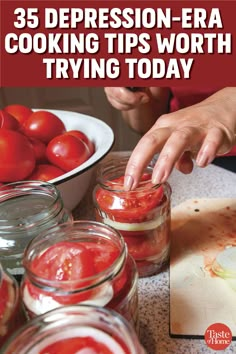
[[122, 87, 171, 135]]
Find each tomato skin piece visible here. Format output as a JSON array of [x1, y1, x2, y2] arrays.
[[0, 129, 36, 182], [46, 134, 91, 172], [30, 242, 96, 282], [80, 242, 120, 274], [4, 104, 33, 124], [0, 110, 20, 130], [23, 111, 66, 144], [27, 164, 64, 181], [65, 130, 95, 156]]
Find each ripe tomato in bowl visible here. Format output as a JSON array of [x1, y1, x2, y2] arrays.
[[44, 109, 114, 210], [0, 129, 35, 182], [0, 107, 114, 211]]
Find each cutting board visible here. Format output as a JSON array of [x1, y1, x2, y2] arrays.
[[170, 198, 236, 337]]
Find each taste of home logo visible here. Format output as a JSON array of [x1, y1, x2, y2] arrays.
[[204, 323, 232, 351]]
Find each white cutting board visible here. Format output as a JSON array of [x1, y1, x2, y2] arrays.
[[170, 198, 236, 337]]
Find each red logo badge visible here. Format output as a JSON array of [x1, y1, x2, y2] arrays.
[[205, 323, 232, 350]]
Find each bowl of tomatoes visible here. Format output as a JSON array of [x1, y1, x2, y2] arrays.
[[0, 105, 114, 210]]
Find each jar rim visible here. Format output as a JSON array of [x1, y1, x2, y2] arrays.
[[97, 154, 167, 193], [23, 220, 127, 291], [0, 181, 63, 232], [1, 304, 143, 354]]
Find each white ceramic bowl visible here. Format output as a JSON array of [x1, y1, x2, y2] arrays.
[[39, 109, 114, 211]]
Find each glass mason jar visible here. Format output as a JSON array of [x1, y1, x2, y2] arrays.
[[1, 305, 146, 354], [0, 263, 25, 347], [0, 181, 73, 280], [93, 154, 172, 277], [21, 221, 139, 331]]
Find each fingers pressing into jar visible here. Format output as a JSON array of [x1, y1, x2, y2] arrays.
[[124, 123, 203, 188], [124, 88, 236, 190]]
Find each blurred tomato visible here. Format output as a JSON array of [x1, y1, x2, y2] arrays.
[[46, 134, 90, 172], [28, 164, 64, 181], [0, 110, 20, 130], [4, 104, 33, 124], [39, 337, 115, 354], [65, 130, 95, 156], [0, 129, 35, 182], [28, 137, 47, 163], [23, 110, 65, 144]]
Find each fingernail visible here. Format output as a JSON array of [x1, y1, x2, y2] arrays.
[[152, 169, 165, 184], [196, 152, 207, 167], [196, 152, 214, 167], [196, 151, 214, 167], [124, 175, 134, 191]]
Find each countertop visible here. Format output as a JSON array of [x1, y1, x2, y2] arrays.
[[73, 152, 236, 354]]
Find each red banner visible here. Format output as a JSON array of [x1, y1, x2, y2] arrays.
[[0, 1, 235, 87]]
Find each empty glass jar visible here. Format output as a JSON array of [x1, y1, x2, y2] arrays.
[[0, 181, 72, 280]]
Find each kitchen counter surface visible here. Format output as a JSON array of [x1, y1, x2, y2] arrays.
[[73, 152, 236, 354]]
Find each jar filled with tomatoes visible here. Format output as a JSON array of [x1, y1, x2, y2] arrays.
[[0, 181, 73, 281], [93, 154, 172, 277], [0, 262, 25, 348], [21, 221, 139, 331], [2, 305, 146, 354]]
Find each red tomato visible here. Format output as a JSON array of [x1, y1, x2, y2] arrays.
[[65, 130, 95, 156], [95, 175, 164, 222], [30, 242, 95, 282], [0, 110, 20, 130], [27, 164, 64, 181], [0, 129, 35, 182], [28, 137, 47, 163], [26, 242, 96, 304], [79, 242, 119, 274], [23, 111, 65, 144], [40, 337, 115, 354], [25, 240, 121, 306], [46, 134, 90, 172], [4, 104, 33, 124]]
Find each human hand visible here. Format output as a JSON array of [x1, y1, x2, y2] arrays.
[[104, 87, 150, 111], [124, 87, 236, 190]]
